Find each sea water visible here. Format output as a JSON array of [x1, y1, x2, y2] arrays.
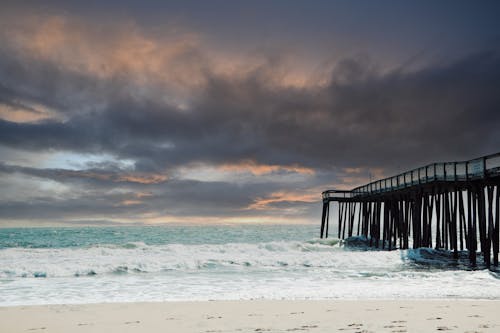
[[0, 225, 499, 306]]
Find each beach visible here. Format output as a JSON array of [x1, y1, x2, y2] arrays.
[[1, 300, 499, 333], [2, 226, 500, 332]]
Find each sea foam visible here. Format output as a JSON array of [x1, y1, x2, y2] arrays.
[[1, 226, 499, 306]]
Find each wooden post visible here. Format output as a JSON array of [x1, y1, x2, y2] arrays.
[[405, 198, 411, 248], [363, 201, 369, 237], [458, 189, 466, 251], [361, 201, 366, 237], [391, 199, 398, 249], [375, 201, 381, 248], [478, 186, 489, 267], [382, 201, 388, 249], [348, 201, 352, 236], [494, 186, 500, 266], [338, 201, 343, 239], [435, 192, 441, 249], [396, 199, 402, 249], [426, 194, 432, 247], [347, 202, 352, 237], [349, 201, 356, 237], [467, 187, 475, 265], [412, 195, 421, 249], [452, 188, 458, 258], [369, 201, 374, 247], [357, 202, 362, 236], [471, 187, 478, 266], [320, 202, 327, 238], [443, 190, 449, 250], [427, 192, 434, 248], [487, 186, 494, 267], [342, 202, 348, 239], [325, 201, 330, 238]]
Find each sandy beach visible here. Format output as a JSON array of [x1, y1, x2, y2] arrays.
[[1, 300, 499, 333]]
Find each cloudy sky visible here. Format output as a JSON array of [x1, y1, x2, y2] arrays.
[[1, 1, 500, 226]]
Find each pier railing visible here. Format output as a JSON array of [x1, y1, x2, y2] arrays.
[[323, 152, 500, 200]]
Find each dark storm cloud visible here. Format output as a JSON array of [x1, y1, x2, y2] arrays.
[[0, 168, 298, 220], [1, 4, 500, 225], [1, 47, 500, 174], [0, 162, 168, 185], [0, 44, 106, 115]]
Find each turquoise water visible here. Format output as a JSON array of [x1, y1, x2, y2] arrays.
[[0, 225, 315, 249], [1, 225, 499, 306]]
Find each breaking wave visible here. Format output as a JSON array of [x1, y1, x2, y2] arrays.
[[2, 226, 500, 306], [0, 239, 350, 278]]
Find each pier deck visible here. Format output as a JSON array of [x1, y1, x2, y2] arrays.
[[320, 152, 500, 267]]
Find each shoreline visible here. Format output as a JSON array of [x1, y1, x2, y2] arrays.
[[2, 296, 499, 307], [1, 300, 499, 332]]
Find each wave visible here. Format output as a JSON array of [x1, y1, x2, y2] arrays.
[[404, 247, 484, 270], [0, 239, 352, 278], [304, 238, 340, 246], [1, 238, 489, 280], [4, 240, 500, 306]]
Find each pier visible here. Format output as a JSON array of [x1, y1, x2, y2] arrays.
[[320, 152, 500, 267]]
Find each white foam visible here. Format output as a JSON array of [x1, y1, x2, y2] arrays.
[[1, 240, 499, 306], [0, 240, 353, 278]]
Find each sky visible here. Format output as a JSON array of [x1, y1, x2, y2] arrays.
[[1, 1, 500, 226]]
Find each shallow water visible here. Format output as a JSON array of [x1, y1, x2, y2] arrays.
[[0, 225, 499, 306]]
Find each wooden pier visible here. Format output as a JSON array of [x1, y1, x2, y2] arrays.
[[320, 152, 500, 267]]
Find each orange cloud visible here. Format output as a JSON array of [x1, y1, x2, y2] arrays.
[[219, 161, 315, 176], [117, 199, 143, 206], [114, 192, 154, 207], [248, 190, 318, 210], [0, 102, 62, 123], [5, 15, 205, 100], [3, 14, 328, 103], [326, 167, 388, 190], [343, 167, 362, 174], [56, 170, 168, 184], [116, 174, 168, 184], [135, 192, 153, 198]]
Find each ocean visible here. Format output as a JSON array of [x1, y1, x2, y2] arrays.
[[1, 224, 499, 306]]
